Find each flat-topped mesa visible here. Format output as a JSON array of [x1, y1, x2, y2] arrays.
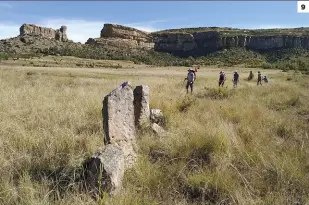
[[101, 23, 152, 42], [86, 23, 154, 49], [19, 24, 68, 42]]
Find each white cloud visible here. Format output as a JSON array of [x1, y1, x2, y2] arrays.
[[39, 19, 104, 43], [0, 18, 161, 43], [0, 23, 19, 40]]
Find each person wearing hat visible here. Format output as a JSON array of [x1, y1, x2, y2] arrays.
[[257, 71, 262, 86], [233, 70, 239, 88], [184, 68, 196, 93]]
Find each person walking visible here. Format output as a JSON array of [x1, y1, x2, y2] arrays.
[[185, 68, 196, 93], [233, 70, 239, 88], [257, 71, 262, 86], [248, 71, 254, 81], [219, 71, 226, 87]]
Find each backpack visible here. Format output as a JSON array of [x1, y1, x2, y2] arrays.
[[187, 71, 195, 82], [219, 73, 225, 81], [234, 73, 239, 80]]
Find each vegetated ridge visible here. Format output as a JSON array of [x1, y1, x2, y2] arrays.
[[1, 23, 309, 71]]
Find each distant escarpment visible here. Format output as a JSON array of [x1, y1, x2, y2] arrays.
[[86, 24, 154, 50], [151, 27, 309, 57], [85, 24, 309, 57], [2, 23, 309, 69]]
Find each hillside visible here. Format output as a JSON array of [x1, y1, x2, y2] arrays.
[[1, 23, 309, 71]]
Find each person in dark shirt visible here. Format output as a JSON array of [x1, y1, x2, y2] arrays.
[[233, 71, 239, 88], [219, 71, 226, 87], [257, 71, 262, 86], [263, 76, 268, 83]]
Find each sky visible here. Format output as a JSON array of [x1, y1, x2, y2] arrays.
[[0, 1, 308, 43]]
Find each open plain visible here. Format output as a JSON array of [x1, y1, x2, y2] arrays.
[[1, 56, 309, 204]]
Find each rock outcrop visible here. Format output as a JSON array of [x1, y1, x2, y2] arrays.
[[84, 83, 167, 196], [150, 109, 166, 137], [85, 24, 309, 56], [86, 37, 154, 50], [19, 24, 68, 42], [83, 144, 125, 196], [4, 22, 309, 57], [84, 83, 137, 197], [151, 123, 166, 137], [152, 31, 309, 56], [150, 109, 165, 125], [86, 24, 154, 50], [101, 24, 151, 42], [102, 83, 137, 169], [134, 85, 150, 128]]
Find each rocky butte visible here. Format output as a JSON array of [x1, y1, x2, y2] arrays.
[[19, 24, 68, 42], [86, 23, 154, 49]]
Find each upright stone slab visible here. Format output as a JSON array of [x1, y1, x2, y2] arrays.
[[83, 144, 125, 196], [133, 85, 150, 128], [102, 84, 137, 168]]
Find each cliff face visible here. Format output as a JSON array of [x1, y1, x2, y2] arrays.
[[86, 24, 309, 56], [3, 23, 309, 58], [19, 24, 68, 42], [101, 24, 151, 42], [86, 24, 154, 50], [152, 31, 309, 56]]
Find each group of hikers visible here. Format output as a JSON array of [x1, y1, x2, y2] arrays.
[[184, 67, 269, 93]]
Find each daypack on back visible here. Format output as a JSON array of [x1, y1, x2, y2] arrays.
[[234, 73, 239, 80], [187, 71, 195, 82], [219, 73, 225, 81]]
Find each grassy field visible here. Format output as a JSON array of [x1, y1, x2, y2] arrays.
[[1, 56, 309, 205]]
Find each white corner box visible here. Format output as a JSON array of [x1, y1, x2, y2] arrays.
[[298, 1, 309, 13]]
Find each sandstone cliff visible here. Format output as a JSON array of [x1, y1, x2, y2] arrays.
[[101, 23, 151, 42], [152, 31, 309, 56], [2, 22, 309, 60], [85, 24, 309, 56], [20, 24, 68, 42], [86, 24, 154, 50]]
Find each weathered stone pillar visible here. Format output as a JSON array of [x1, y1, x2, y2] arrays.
[[133, 85, 150, 128], [102, 84, 137, 169]]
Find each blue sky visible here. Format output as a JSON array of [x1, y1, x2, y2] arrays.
[[0, 1, 307, 43]]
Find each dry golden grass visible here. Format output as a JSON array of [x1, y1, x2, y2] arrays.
[[1, 56, 309, 205]]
